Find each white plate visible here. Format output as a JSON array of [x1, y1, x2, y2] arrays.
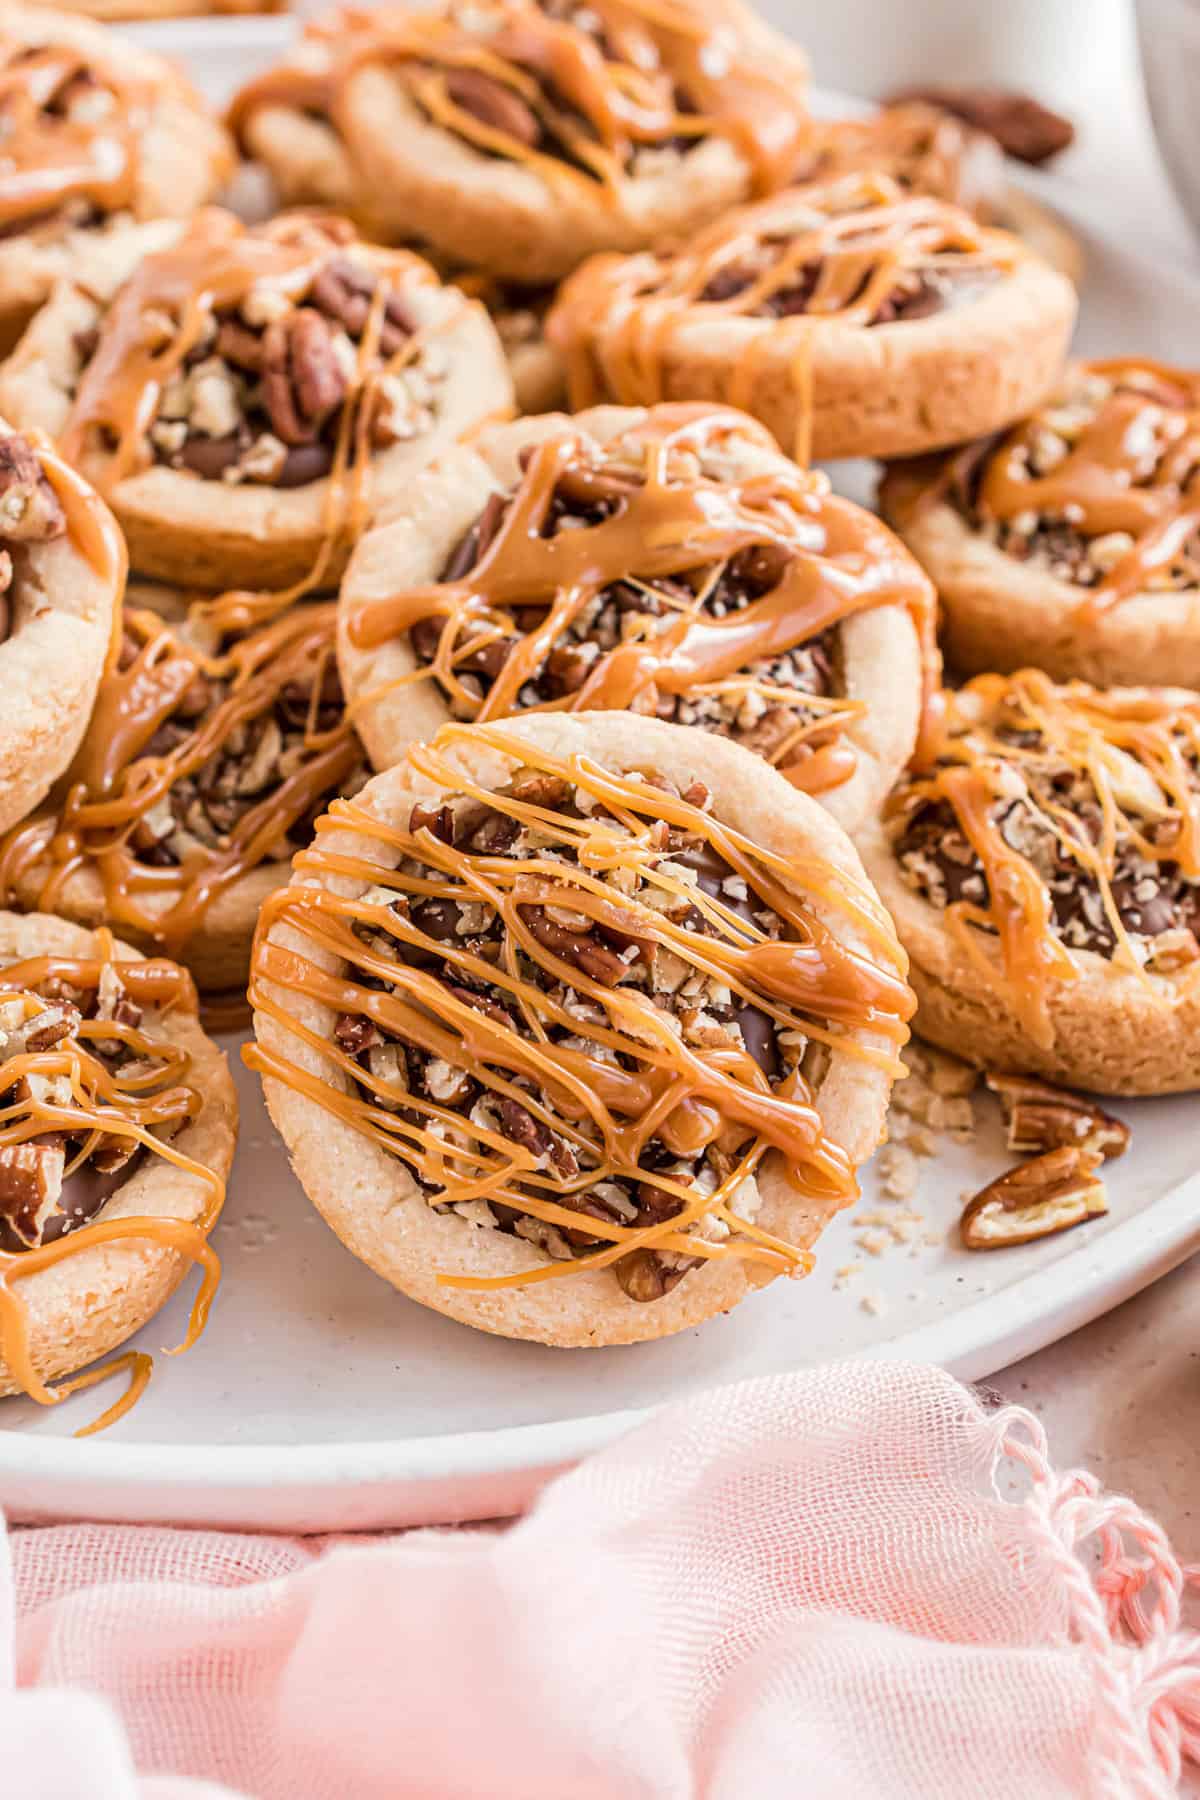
[[1, 36, 1198, 1531]]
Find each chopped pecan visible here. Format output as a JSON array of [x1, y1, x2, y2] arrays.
[[409, 800, 455, 842], [496, 1094, 578, 1176], [960, 1145, 1107, 1250], [523, 907, 628, 986], [310, 257, 412, 358], [508, 768, 572, 810], [0, 434, 66, 541], [0, 1139, 65, 1247], [986, 1073, 1130, 1161], [334, 1012, 382, 1056], [614, 1248, 687, 1302], [215, 317, 266, 373], [21, 1002, 82, 1053], [886, 85, 1074, 165], [262, 308, 348, 446], [443, 66, 541, 148]]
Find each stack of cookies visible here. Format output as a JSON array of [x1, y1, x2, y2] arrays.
[[0, 0, 1191, 1407]]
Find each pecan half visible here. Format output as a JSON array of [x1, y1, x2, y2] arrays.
[[262, 308, 348, 446], [310, 257, 412, 358], [443, 66, 541, 148], [0, 434, 66, 541], [523, 906, 628, 986], [886, 85, 1074, 165], [986, 1073, 1130, 1161], [960, 1145, 1107, 1250]]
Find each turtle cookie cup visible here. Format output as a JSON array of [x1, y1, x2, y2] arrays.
[[247, 711, 912, 1347]]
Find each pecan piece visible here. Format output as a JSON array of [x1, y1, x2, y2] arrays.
[[886, 85, 1074, 165], [986, 1073, 1130, 1161], [960, 1145, 1107, 1251], [523, 907, 629, 986], [0, 1139, 65, 1248], [310, 257, 412, 358], [0, 433, 65, 541], [614, 1248, 688, 1302], [262, 308, 348, 446], [443, 66, 541, 148], [215, 317, 266, 373], [496, 1093, 578, 1177], [22, 1002, 81, 1053]]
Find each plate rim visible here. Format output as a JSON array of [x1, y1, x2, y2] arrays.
[[3, 1164, 1197, 1496]]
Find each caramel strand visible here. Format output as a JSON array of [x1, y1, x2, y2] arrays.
[[893, 669, 1200, 1046], [0, 601, 361, 957], [345, 404, 939, 786], [0, 943, 225, 1430], [229, 0, 810, 206], [245, 721, 912, 1294]]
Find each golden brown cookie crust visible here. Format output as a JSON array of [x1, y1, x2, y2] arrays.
[[0, 911, 238, 1393], [0, 227, 515, 590], [880, 461, 1200, 689], [337, 404, 922, 834], [253, 712, 902, 1346], [860, 820, 1200, 1095]]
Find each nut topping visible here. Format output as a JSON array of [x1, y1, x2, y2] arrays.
[[0, 434, 66, 542], [960, 1145, 1107, 1250], [444, 66, 542, 148], [262, 308, 349, 446], [0, 1138, 65, 1247], [986, 1072, 1131, 1161]]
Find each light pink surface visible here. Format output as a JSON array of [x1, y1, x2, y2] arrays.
[[3, 1362, 1198, 1799]]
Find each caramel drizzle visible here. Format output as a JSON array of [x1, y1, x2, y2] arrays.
[[229, 0, 810, 204], [0, 39, 151, 230], [60, 208, 462, 635], [968, 359, 1200, 616], [0, 599, 360, 960], [0, 944, 225, 1430], [895, 668, 1200, 1047], [246, 722, 911, 1292], [345, 404, 939, 788]]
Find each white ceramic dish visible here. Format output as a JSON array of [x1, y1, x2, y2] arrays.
[[0, 31, 1196, 1532]]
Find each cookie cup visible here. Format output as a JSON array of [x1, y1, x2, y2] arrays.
[[0, 239, 514, 591], [553, 254, 1076, 462], [0, 911, 238, 1393], [252, 713, 903, 1346], [338, 406, 923, 834], [880, 460, 1200, 688], [860, 820, 1200, 1095]]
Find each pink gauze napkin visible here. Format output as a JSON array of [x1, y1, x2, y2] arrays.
[[3, 1359, 1200, 1800]]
